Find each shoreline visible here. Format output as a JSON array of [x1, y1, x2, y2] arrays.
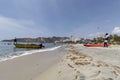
[[0, 44, 120, 80], [0, 46, 61, 62], [0, 45, 66, 80]]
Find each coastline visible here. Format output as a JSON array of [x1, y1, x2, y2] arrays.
[[0, 46, 61, 62], [0, 45, 67, 80], [0, 44, 120, 80]]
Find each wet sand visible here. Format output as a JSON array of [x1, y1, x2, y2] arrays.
[[0, 46, 67, 80]]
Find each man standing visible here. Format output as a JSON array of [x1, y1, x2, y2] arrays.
[[104, 33, 109, 47], [14, 37, 17, 44]]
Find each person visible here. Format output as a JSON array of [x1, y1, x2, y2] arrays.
[[14, 37, 17, 44], [104, 33, 109, 47], [39, 43, 44, 48]]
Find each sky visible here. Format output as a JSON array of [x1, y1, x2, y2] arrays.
[[0, 0, 120, 40]]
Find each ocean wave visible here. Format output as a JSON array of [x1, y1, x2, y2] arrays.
[[0, 46, 61, 62]]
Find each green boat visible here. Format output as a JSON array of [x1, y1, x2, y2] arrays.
[[13, 37, 44, 49], [14, 44, 44, 49]]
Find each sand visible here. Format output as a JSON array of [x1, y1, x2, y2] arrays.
[[0, 44, 120, 80], [34, 44, 120, 80], [0, 46, 67, 80]]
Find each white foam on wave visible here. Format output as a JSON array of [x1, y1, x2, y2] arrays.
[[0, 46, 61, 62], [22, 46, 61, 56]]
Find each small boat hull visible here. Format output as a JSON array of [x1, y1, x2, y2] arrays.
[[14, 44, 43, 49], [84, 43, 111, 47]]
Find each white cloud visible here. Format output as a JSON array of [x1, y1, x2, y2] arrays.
[[0, 15, 51, 40], [112, 27, 120, 34]]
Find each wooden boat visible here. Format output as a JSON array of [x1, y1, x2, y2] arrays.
[[84, 43, 111, 47], [14, 44, 44, 49]]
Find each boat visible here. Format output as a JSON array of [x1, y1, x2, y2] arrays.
[[14, 44, 44, 49], [84, 43, 111, 47]]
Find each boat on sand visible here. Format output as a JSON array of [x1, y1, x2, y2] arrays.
[[84, 43, 111, 47]]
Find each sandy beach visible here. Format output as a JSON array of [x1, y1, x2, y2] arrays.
[[0, 44, 120, 80], [34, 44, 120, 80], [0, 46, 67, 80]]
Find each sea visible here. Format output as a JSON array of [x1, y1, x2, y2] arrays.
[[0, 41, 61, 62]]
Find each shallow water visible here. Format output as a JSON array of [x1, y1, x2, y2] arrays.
[[0, 42, 61, 61]]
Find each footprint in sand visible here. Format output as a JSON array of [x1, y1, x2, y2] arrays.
[[75, 71, 86, 80], [79, 74, 86, 80], [88, 71, 101, 79]]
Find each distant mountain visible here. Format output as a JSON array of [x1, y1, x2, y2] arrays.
[[2, 37, 69, 43]]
